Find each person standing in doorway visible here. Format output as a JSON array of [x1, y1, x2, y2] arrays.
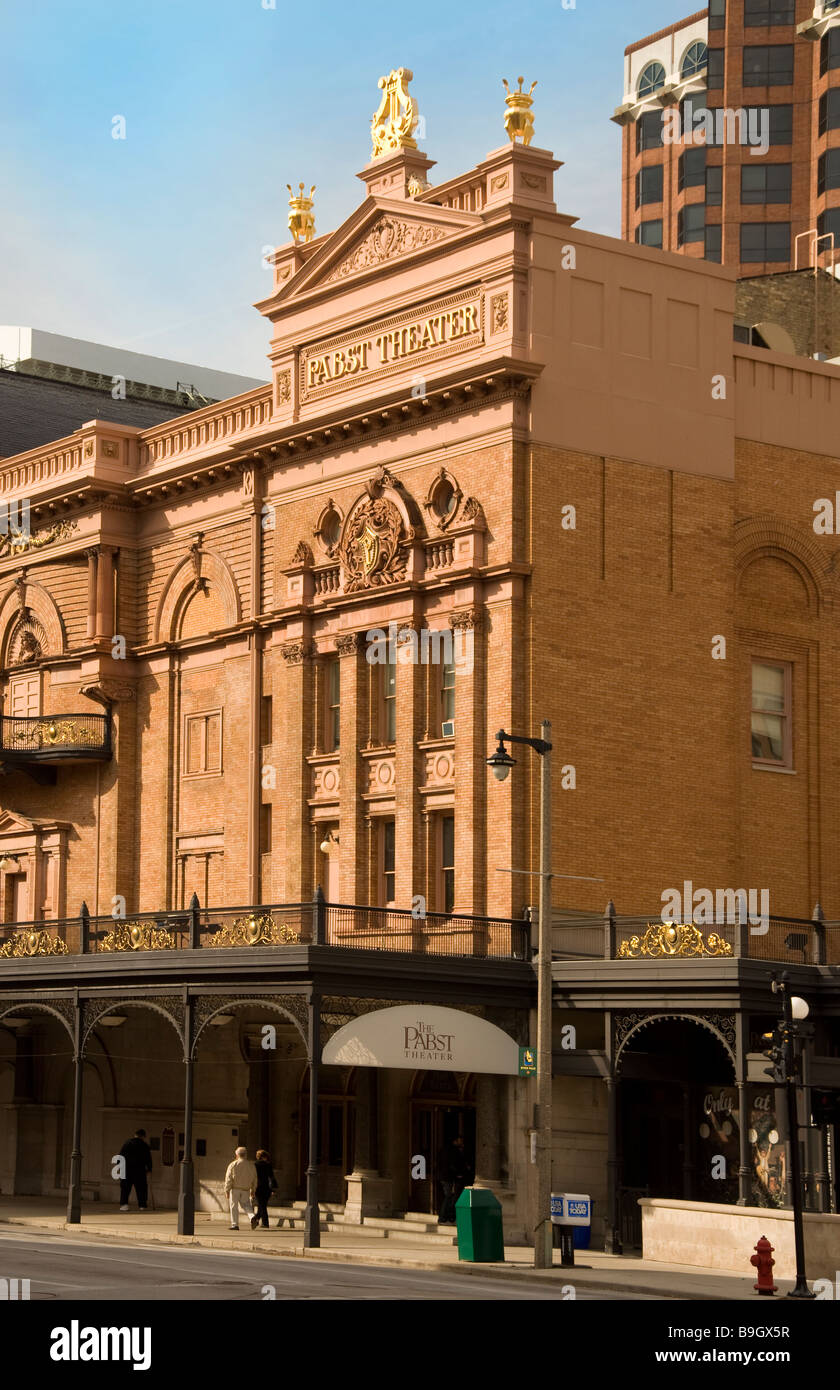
[[437, 1134, 469, 1225], [224, 1145, 257, 1230], [119, 1128, 153, 1212], [253, 1149, 277, 1230]]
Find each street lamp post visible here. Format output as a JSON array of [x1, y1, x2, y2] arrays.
[[771, 973, 815, 1300], [487, 722, 553, 1269]]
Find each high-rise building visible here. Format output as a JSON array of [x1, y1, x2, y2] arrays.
[[614, 1, 840, 276]]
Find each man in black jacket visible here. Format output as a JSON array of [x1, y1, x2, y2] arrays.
[[119, 1128, 153, 1211]]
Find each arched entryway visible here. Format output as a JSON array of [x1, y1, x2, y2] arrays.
[[297, 1065, 357, 1204], [408, 1071, 476, 1215], [616, 1016, 736, 1245]]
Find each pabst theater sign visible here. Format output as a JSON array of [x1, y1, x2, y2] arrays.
[[299, 289, 484, 402], [322, 1003, 519, 1074]]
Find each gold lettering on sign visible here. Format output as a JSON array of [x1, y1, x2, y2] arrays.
[[300, 292, 483, 402]]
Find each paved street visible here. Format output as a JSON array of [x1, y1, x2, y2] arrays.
[[0, 1232, 651, 1300]]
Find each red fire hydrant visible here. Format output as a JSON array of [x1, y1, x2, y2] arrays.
[[751, 1235, 777, 1295]]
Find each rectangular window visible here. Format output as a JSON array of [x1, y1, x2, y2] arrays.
[[819, 88, 840, 136], [679, 148, 706, 191], [751, 661, 791, 767], [764, 104, 793, 144], [818, 148, 840, 195], [636, 110, 663, 153], [818, 207, 840, 243], [7, 673, 40, 720], [326, 658, 340, 751], [636, 164, 663, 207], [382, 819, 396, 906], [741, 162, 791, 203], [743, 45, 794, 86], [382, 659, 396, 744], [260, 695, 273, 747], [740, 221, 790, 261], [678, 203, 705, 246], [440, 814, 455, 915], [441, 658, 455, 726], [260, 803, 272, 855], [821, 29, 840, 76], [744, 0, 794, 23], [705, 223, 723, 261], [184, 711, 221, 776], [707, 48, 725, 90], [709, 0, 726, 28], [706, 164, 723, 206], [635, 219, 663, 247]]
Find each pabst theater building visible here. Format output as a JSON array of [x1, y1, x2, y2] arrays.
[[1, 70, 839, 1253]]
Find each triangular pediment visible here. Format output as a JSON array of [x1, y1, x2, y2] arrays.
[[0, 809, 71, 835], [275, 197, 480, 302]]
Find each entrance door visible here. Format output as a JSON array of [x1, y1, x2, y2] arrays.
[[408, 1073, 476, 1215]]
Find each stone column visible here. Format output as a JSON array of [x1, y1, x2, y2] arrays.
[[336, 633, 368, 902], [394, 620, 422, 908], [473, 1075, 503, 1187], [735, 1014, 752, 1205], [450, 607, 486, 917], [344, 1067, 392, 1221], [604, 1071, 622, 1253], [94, 546, 117, 641], [280, 638, 314, 901], [84, 549, 98, 640]]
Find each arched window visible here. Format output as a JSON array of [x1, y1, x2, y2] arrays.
[[681, 42, 708, 80], [638, 61, 666, 99]]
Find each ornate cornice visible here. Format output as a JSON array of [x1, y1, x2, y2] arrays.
[[449, 605, 484, 631], [325, 216, 448, 284], [281, 640, 315, 665]]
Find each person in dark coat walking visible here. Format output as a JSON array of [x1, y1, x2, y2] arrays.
[[437, 1135, 470, 1225], [119, 1128, 153, 1211], [252, 1149, 277, 1230]]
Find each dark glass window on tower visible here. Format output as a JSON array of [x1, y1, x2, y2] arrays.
[[706, 165, 723, 206], [709, 0, 726, 29], [818, 208, 840, 244], [636, 219, 663, 247], [819, 89, 840, 136], [744, 0, 794, 24], [678, 204, 705, 246], [819, 149, 840, 195], [679, 148, 706, 191], [763, 104, 793, 144], [636, 165, 663, 207], [743, 45, 794, 86], [740, 222, 791, 262], [705, 224, 722, 262], [741, 163, 791, 204], [707, 48, 725, 89], [820, 29, 840, 76], [636, 110, 664, 153]]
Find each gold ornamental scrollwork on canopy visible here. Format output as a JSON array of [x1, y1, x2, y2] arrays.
[[371, 68, 419, 158], [207, 913, 301, 948], [101, 921, 176, 952], [618, 922, 733, 959], [0, 929, 69, 958], [11, 720, 102, 749]]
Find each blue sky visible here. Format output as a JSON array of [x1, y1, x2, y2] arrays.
[[0, 0, 684, 379]]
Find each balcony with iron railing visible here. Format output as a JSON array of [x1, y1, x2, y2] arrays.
[[549, 906, 840, 966], [0, 895, 530, 963], [0, 713, 112, 765]]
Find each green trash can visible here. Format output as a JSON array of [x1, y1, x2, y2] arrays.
[[455, 1187, 504, 1262]]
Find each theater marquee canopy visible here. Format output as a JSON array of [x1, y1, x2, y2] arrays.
[[322, 1004, 520, 1074]]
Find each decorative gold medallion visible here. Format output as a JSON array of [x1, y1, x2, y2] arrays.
[[0, 928, 68, 958], [371, 68, 419, 158], [359, 523, 381, 577], [339, 497, 405, 592], [618, 922, 734, 959], [502, 76, 537, 146], [206, 912, 300, 948], [101, 920, 175, 952]]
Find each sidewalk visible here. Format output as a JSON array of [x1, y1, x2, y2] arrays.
[[0, 1197, 772, 1299]]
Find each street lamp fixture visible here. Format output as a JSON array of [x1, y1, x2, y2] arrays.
[[487, 724, 554, 1270], [319, 829, 339, 855], [771, 972, 816, 1299]]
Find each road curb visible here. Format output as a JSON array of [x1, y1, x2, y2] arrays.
[[0, 1214, 761, 1299]]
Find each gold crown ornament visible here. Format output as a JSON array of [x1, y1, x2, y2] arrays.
[[502, 76, 537, 146]]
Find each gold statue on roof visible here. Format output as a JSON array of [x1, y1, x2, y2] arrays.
[[371, 68, 419, 158], [286, 183, 316, 244], [502, 76, 537, 146]]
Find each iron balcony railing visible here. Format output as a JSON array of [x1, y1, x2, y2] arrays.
[[549, 908, 840, 965], [0, 713, 111, 762], [0, 895, 530, 962]]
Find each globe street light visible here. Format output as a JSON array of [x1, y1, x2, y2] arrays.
[[487, 723, 553, 1268]]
